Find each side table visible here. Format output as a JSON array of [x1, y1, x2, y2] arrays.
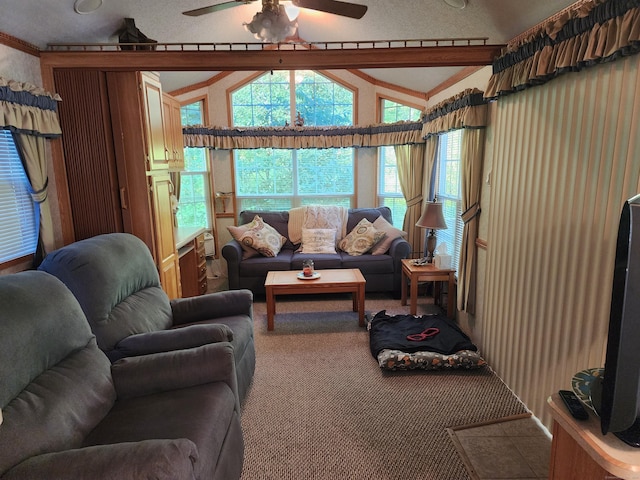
[[400, 258, 455, 318]]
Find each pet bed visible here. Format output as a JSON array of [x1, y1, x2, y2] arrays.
[[368, 311, 486, 371]]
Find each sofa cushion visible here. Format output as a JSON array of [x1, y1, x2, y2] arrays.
[[239, 249, 293, 277], [339, 218, 386, 256], [346, 206, 393, 232], [340, 252, 394, 274], [291, 252, 342, 270], [370, 216, 408, 255], [300, 228, 337, 254]]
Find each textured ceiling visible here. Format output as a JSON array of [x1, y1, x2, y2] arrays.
[[2, 0, 577, 94]]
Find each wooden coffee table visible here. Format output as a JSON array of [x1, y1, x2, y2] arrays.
[[264, 268, 366, 331]]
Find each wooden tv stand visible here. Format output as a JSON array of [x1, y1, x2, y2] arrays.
[[548, 393, 640, 479]]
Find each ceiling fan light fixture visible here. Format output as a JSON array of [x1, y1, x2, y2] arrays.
[[443, 0, 467, 9], [244, 4, 297, 43]]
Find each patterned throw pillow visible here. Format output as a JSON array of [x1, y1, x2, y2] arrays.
[[338, 218, 386, 256], [300, 228, 337, 254], [228, 215, 286, 258], [369, 216, 407, 255]]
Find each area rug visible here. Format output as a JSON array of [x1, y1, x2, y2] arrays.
[[239, 294, 529, 480], [447, 414, 551, 480]]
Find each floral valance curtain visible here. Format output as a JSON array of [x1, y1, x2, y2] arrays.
[[421, 88, 488, 315], [0, 77, 62, 138], [485, 0, 640, 99], [0, 77, 63, 262], [421, 88, 488, 139], [183, 120, 424, 150]]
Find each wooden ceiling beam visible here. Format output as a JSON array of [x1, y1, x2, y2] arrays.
[[40, 44, 503, 71]]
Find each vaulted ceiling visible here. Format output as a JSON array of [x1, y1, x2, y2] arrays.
[[3, 0, 577, 94]]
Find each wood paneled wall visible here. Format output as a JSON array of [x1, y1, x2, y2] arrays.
[[482, 55, 640, 429]]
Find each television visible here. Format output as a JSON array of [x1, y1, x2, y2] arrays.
[[590, 193, 640, 447]]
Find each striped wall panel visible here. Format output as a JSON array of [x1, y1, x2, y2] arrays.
[[483, 55, 640, 430]]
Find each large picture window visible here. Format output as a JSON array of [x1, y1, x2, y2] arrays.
[[378, 99, 422, 227], [232, 71, 355, 211], [0, 131, 38, 264]]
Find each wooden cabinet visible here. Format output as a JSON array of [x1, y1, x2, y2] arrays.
[[178, 232, 208, 297], [53, 69, 181, 298], [150, 173, 182, 299], [162, 93, 185, 171], [195, 232, 208, 295], [140, 73, 169, 172]]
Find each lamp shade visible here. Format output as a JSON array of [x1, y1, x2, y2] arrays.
[[415, 201, 447, 230]]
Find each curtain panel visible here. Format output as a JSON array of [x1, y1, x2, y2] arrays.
[[421, 88, 488, 314], [183, 121, 424, 150], [421, 88, 488, 139], [485, 0, 640, 99], [0, 77, 63, 261]]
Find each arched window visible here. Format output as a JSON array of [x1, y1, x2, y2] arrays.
[[231, 71, 355, 210]]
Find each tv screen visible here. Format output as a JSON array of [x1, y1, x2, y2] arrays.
[[591, 194, 640, 447]]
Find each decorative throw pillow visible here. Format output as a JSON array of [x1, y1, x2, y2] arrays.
[[300, 228, 337, 254], [338, 218, 386, 256], [228, 215, 286, 258], [369, 216, 407, 255]]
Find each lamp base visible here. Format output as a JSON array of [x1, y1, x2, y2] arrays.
[[425, 229, 437, 263]]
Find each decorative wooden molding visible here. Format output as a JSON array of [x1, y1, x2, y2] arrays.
[[0, 32, 40, 57], [350, 70, 428, 101], [40, 44, 504, 71], [476, 238, 487, 250], [167, 71, 234, 97]]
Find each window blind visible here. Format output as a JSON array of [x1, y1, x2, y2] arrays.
[[0, 131, 38, 263]]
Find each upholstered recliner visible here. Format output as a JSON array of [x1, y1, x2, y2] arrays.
[[0, 271, 243, 479], [38, 233, 256, 403]]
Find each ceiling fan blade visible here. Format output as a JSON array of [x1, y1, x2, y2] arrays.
[[183, 0, 254, 17], [292, 0, 367, 19]]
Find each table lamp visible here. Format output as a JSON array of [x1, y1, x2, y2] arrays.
[[415, 198, 447, 264]]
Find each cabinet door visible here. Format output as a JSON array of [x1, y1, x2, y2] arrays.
[[149, 173, 181, 299], [162, 93, 185, 171], [141, 73, 169, 171]]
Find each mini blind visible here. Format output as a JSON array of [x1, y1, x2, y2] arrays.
[[436, 130, 464, 271], [0, 131, 37, 263]]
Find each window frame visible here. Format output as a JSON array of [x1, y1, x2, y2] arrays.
[[176, 97, 214, 230], [434, 129, 464, 272], [0, 130, 38, 267], [230, 70, 357, 212], [377, 96, 423, 228]]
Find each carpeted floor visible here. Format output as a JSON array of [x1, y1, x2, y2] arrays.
[[239, 293, 530, 480]]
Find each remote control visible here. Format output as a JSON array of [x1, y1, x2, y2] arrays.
[[559, 390, 589, 420]]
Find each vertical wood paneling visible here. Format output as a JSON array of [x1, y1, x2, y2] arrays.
[[483, 55, 640, 430]]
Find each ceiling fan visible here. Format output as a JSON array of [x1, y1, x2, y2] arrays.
[[182, 0, 368, 20]]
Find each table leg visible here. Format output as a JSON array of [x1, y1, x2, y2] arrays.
[[401, 271, 407, 306], [410, 273, 418, 315], [266, 286, 275, 331], [447, 273, 455, 319], [357, 283, 365, 327]]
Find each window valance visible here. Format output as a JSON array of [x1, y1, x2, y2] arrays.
[[183, 120, 424, 150], [421, 88, 488, 139], [0, 77, 62, 138], [485, 0, 640, 99]]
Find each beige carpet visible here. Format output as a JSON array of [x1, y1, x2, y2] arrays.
[[240, 293, 529, 480]]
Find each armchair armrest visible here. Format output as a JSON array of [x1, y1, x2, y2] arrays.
[[115, 324, 233, 357], [170, 289, 253, 326], [111, 342, 239, 411], [3, 439, 198, 480]]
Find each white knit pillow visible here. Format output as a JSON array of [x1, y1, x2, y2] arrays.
[[300, 228, 337, 254]]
